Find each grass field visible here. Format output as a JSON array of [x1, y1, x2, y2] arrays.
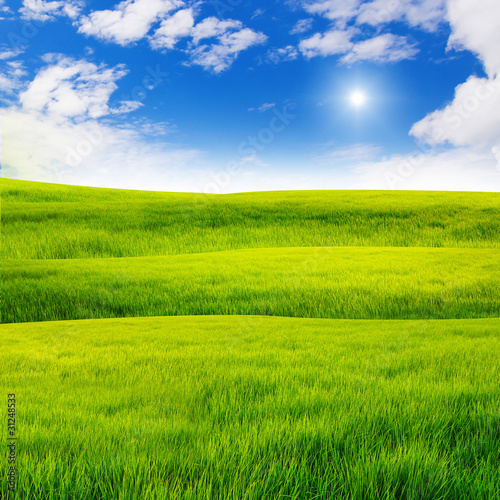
[[2, 178, 499, 259], [2, 248, 499, 323], [1, 178, 499, 499], [2, 316, 500, 499]]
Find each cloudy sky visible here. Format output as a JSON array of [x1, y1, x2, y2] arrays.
[[1, 0, 499, 192]]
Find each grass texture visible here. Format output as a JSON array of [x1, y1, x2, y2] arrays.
[[2, 247, 499, 324], [2, 316, 500, 500]]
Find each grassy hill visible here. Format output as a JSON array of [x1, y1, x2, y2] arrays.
[[1, 178, 499, 499], [3, 247, 499, 323], [2, 178, 499, 260]]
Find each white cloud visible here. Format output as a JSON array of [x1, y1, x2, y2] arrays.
[[20, 0, 82, 21], [0, 0, 11, 17], [151, 12, 240, 52], [188, 27, 267, 73], [266, 46, 299, 64], [0, 61, 28, 99], [341, 34, 418, 64], [290, 18, 313, 35], [297, 0, 446, 65], [1, 107, 202, 191], [18, 56, 138, 122], [302, 0, 446, 31], [297, 1, 445, 64], [409, 0, 500, 172], [0, 74, 12, 94], [302, 0, 360, 27], [149, 14, 266, 72], [110, 100, 144, 114], [356, 0, 446, 32], [149, 8, 195, 49], [249, 102, 276, 113], [0, 46, 25, 60], [128, 118, 177, 136], [78, 0, 182, 46], [410, 75, 500, 149], [446, 0, 500, 78], [299, 29, 354, 58], [252, 8, 265, 19], [190, 17, 241, 44]]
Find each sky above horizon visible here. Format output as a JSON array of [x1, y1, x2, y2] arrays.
[[1, 0, 499, 192]]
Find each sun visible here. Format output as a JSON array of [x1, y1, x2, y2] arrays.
[[350, 91, 366, 107]]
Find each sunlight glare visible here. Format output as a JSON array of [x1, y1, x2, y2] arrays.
[[350, 91, 366, 107]]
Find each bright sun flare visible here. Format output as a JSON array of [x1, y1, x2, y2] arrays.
[[350, 91, 366, 107]]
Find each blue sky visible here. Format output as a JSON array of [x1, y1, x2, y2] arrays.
[[1, 0, 499, 192]]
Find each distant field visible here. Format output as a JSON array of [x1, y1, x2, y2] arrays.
[[2, 316, 499, 499], [2, 178, 499, 259], [2, 247, 499, 323]]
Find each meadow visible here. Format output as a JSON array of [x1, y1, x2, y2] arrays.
[[2, 248, 499, 323], [1, 178, 499, 499], [2, 178, 499, 260], [2, 316, 500, 499]]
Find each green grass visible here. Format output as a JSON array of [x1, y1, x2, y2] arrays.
[[2, 247, 499, 324], [2, 178, 499, 259], [2, 179, 500, 499], [2, 316, 499, 499]]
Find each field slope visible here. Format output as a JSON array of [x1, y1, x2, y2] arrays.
[[2, 248, 499, 323], [1, 178, 499, 499], [2, 178, 499, 260]]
